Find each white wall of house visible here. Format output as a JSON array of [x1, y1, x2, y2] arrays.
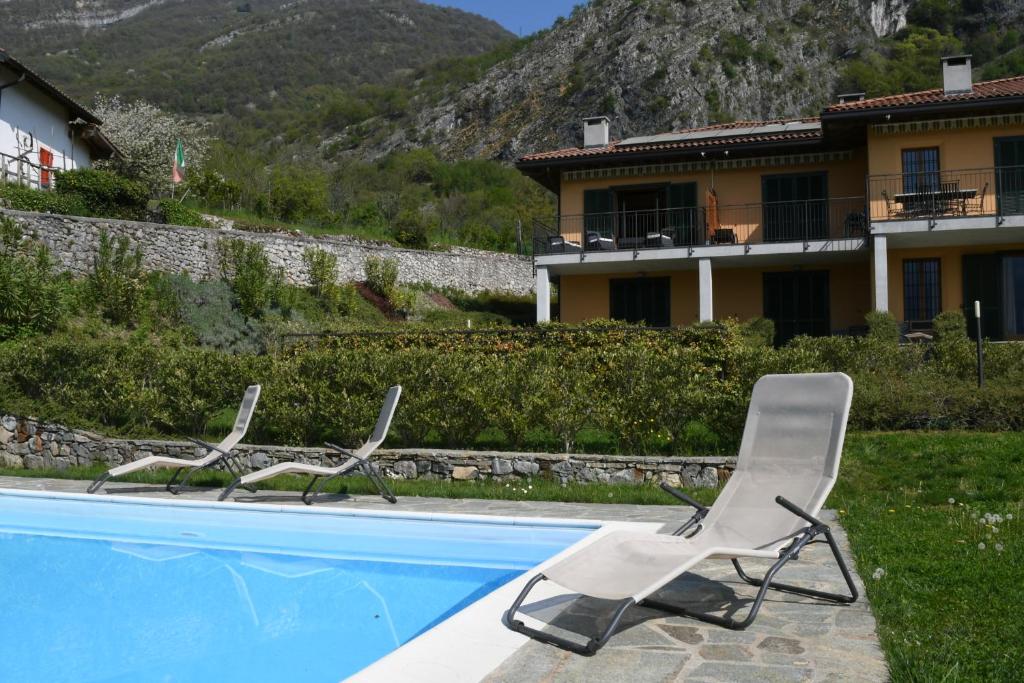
[[0, 64, 94, 188]]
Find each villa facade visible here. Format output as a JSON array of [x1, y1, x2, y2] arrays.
[[520, 56, 1024, 343]]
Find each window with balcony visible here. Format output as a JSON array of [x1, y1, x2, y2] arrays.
[[761, 172, 828, 242], [903, 258, 941, 325], [901, 147, 940, 194], [609, 277, 671, 328]]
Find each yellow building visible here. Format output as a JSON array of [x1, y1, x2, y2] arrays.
[[520, 56, 1024, 343]]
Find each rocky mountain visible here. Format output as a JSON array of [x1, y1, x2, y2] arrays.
[[0, 0, 512, 118], [348, 0, 903, 159], [351, 0, 1024, 160]]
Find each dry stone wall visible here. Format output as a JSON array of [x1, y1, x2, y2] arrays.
[[0, 415, 733, 488], [1, 209, 534, 295]]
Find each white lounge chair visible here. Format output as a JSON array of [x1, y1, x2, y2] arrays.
[[87, 385, 261, 495], [504, 372, 858, 655], [218, 385, 402, 504]]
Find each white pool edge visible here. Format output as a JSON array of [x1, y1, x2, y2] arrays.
[[0, 487, 662, 683], [350, 519, 661, 683]]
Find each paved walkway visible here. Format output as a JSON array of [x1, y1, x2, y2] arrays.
[[0, 477, 888, 682]]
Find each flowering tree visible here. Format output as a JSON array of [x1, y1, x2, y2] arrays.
[[91, 95, 211, 196]]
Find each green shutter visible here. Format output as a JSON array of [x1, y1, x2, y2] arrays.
[[667, 182, 698, 244], [583, 189, 614, 236]]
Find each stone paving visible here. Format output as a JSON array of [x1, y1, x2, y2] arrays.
[[0, 476, 888, 682]]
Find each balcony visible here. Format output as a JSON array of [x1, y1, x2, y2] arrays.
[[533, 197, 868, 256], [868, 166, 1024, 224], [1, 152, 56, 191]]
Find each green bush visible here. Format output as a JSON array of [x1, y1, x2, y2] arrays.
[[302, 247, 355, 314], [218, 240, 277, 317], [56, 168, 149, 221], [364, 255, 399, 301], [4, 319, 1024, 453], [739, 317, 775, 348], [86, 232, 145, 325], [866, 310, 901, 342], [152, 274, 264, 354], [155, 199, 209, 228], [389, 208, 432, 249], [0, 184, 89, 216], [0, 216, 69, 339]]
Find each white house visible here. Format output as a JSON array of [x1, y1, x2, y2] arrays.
[[0, 49, 117, 190]]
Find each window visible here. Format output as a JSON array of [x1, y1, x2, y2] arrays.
[[901, 148, 940, 194], [903, 259, 941, 323], [762, 271, 830, 345], [761, 172, 829, 241], [609, 277, 671, 328]]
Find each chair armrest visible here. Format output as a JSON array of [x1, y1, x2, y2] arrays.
[[185, 436, 232, 458], [775, 495, 825, 528], [660, 482, 708, 512]]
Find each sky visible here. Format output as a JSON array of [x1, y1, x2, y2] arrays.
[[428, 1, 580, 36]]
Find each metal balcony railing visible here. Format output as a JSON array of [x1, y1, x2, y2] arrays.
[[868, 166, 1024, 223], [534, 197, 868, 256]]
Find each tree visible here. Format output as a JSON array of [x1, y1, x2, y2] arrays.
[[91, 95, 211, 196]]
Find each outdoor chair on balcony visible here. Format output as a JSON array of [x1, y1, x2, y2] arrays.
[[585, 231, 615, 251], [219, 385, 402, 505], [965, 182, 988, 216], [712, 227, 737, 244], [881, 190, 903, 219], [546, 235, 582, 254], [645, 232, 673, 248], [504, 373, 858, 656], [843, 211, 868, 237], [87, 385, 261, 495]]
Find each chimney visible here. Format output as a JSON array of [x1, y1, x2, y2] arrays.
[[837, 92, 865, 104], [583, 116, 610, 148], [941, 55, 973, 95]]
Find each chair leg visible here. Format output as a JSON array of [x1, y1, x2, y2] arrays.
[[503, 574, 635, 656], [165, 467, 186, 494], [218, 478, 242, 501], [361, 461, 397, 504], [301, 475, 322, 505], [644, 526, 857, 631], [86, 472, 112, 494], [732, 527, 858, 604]]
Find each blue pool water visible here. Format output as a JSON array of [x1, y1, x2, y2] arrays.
[[0, 491, 594, 682]]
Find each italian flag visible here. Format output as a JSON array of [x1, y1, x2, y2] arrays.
[[172, 140, 185, 184]]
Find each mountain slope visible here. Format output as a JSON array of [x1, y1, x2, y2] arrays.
[[354, 0, 899, 160], [0, 0, 512, 118]]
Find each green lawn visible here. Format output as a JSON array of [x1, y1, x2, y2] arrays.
[[1, 431, 1021, 681]]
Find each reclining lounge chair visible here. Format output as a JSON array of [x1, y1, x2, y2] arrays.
[[218, 385, 401, 504], [87, 385, 261, 495], [504, 372, 858, 655]]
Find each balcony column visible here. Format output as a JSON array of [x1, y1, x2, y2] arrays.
[[535, 266, 551, 323], [872, 234, 889, 312], [699, 258, 714, 322]]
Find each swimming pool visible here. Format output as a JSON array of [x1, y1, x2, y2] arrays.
[[0, 490, 596, 682]]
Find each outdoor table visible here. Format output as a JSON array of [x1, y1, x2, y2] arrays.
[[894, 188, 977, 216]]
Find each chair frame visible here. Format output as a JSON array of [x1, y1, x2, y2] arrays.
[[504, 490, 858, 656]]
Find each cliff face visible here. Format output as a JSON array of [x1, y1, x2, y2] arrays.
[[356, 0, 913, 160]]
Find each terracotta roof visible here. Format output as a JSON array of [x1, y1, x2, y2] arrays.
[[824, 74, 1024, 113], [0, 48, 102, 125], [519, 119, 823, 163]]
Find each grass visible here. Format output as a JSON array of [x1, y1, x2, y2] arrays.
[[0, 431, 1021, 680], [831, 432, 1024, 682]]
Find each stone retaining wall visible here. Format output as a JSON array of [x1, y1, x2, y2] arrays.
[[0, 415, 733, 488], [1, 209, 534, 295]]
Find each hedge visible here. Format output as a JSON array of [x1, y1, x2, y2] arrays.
[[2, 322, 1022, 455]]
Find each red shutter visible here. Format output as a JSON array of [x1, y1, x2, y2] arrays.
[[39, 148, 54, 188]]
